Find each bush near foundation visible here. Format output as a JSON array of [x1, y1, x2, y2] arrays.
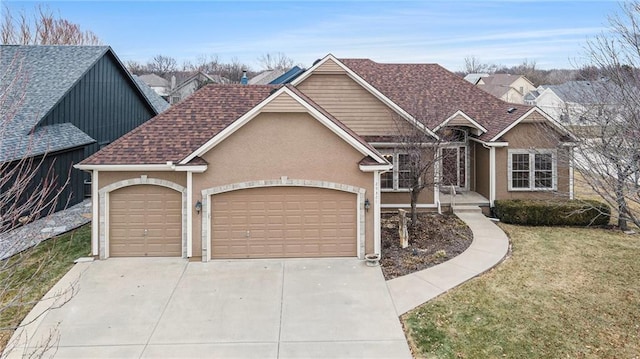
[[494, 199, 610, 226]]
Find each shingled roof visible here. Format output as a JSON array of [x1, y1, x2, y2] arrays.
[[82, 84, 387, 166], [0, 45, 166, 163], [339, 58, 533, 142], [80, 85, 278, 165]]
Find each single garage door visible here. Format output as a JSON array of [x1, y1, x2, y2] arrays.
[[211, 186, 357, 259], [109, 185, 182, 257]]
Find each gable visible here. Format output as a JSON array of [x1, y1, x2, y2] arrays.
[[296, 73, 411, 137], [493, 108, 576, 142], [39, 54, 157, 156], [262, 91, 306, 112], [314, 58, 346, 73], [180, 86, 387, 166], [200, 112, 372, 186]]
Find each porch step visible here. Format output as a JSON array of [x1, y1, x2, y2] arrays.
[[453, 205, 483, 213]]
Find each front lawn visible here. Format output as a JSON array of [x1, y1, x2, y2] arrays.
[[0, 225, 91, 352], [402, 224, 640, 358]]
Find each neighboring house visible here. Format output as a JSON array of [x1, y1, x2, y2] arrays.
[[76, 54, 576, 261], [139, 73, 170, 97], [0, 45, 168, 215], [533, 81, 608, 125], [269, 66, 306, 84], [248, 69, 285, 84], [469, 73, 537, 104], [167, 71, 230, 105]]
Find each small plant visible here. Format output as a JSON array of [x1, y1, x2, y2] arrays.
[[434, 249, 447, 259]]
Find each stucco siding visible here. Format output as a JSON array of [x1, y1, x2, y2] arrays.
[[194, 112, 375, 255]]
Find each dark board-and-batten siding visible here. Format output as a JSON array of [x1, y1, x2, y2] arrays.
[[40, 53, 156, 157], [37, 52, 157, 211]]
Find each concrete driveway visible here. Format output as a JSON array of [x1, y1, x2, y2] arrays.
[[9, 258, 411, 358]]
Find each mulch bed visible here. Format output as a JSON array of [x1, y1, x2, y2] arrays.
[[380, 212, 473, 280]]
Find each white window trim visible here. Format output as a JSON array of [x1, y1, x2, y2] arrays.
[[381, 151, 412, 192], [508, 149, 557, 191]]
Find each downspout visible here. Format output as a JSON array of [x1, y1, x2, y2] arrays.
[[186, 171, 193, 258], [569, 147, 574, 200], [91, 170, 99, 256], [374, 170, 381, 256], [434, 148, 441, 214]]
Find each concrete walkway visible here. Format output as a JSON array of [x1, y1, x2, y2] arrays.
[[386, 211, 510, 315]]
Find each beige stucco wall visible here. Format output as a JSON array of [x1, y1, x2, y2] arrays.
[[193, 111, 376, 255], [496, 121, 571, 200]]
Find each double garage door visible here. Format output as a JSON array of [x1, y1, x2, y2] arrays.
[[108, 185, 357, 259]]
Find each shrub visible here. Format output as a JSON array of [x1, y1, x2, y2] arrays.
[[494, 199, 610, 226]]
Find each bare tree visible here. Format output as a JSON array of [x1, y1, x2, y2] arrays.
[[257, 52, 295, 71], [1, 4, 101, 45], [147, 55, 177, 77], [386, 106, 458, 227], [182, 54, 220, 74], [0, 44, 75, 358], [571, 1, 640, 231], [125, 60, 148, 75], [219, 57, 253, 83], [462, 55, 498, 75]]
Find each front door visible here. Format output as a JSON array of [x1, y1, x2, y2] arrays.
[[441, 146, 467, 190]]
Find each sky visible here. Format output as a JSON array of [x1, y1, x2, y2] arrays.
[[3, 1, 624, 72]]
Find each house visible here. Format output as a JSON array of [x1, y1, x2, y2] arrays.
[[167, 71, 230, 105], [76, 54, 576, 261], [533, 81, 608, 125], [469, 73, 537, 104], [269, 66, 306, 84], [138, 73, 171, 97], [248, 69, 286, 84], [0, 45, 168, 215]]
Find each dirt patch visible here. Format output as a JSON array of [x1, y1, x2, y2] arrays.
[[380, 212, 473, 280]]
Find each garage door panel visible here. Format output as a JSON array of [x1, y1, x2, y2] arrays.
[[211, 186, 356, 259], [109, 185, 182, 257]]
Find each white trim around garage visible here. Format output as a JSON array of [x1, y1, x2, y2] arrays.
[[98, 177, 187, 260], [200, 178, 367, 262]]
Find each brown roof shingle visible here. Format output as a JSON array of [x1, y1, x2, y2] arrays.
[[339, 59, 532, 141], [81, 84, 278, 165]]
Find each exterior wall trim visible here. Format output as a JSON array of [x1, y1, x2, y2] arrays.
[[98, 177, 188, 259], [201, 179, 367, 261], [490, 107, 578, 142]]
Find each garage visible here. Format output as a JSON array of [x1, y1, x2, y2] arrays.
[[109, 185, 182, 257], [211, 186, 357, 259]]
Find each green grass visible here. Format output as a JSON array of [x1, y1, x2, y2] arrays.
[[402, 224, 640, 358], [0, 225, 91, 351]]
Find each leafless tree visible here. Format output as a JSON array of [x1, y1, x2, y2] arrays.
[[182, 54, 221, 74], [125, 60, 148, 75], [219, 57, 254, 83], [462, 55, 498, 75], [571, 1, 640, 230], [257, 52, 295, 71], [387, 106, 459, 227], [147, 55, 177, 77], [0, 47, 75, 358], [1, 4, 101, 45]]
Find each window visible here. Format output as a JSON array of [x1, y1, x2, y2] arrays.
[[381, 152, 412, 191], [508, 150, 556, 191]]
